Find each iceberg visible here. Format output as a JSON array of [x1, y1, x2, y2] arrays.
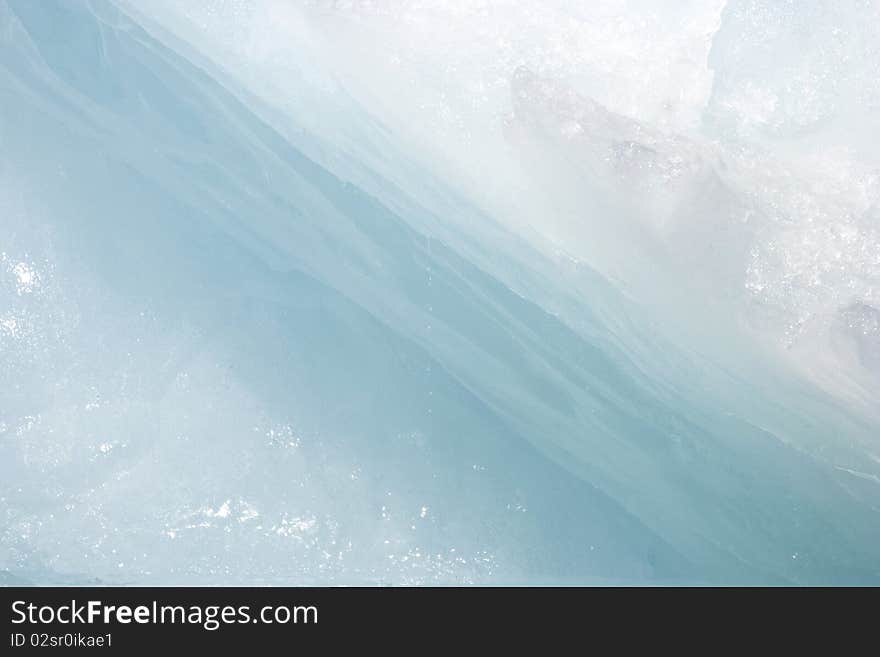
[[1, 0, 878, 585]]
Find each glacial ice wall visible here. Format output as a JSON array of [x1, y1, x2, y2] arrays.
[[1, 0, 879, 584]]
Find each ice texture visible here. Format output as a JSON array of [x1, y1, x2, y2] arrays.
[[1, 0, 879, 585]]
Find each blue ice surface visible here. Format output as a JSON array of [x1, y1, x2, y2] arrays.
[[1, 0, 878, 585]]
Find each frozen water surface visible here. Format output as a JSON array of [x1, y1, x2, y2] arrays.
[[1, 0, 879, 585]]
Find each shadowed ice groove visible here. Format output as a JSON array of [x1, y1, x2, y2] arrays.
[[1, 0, 879, 584]]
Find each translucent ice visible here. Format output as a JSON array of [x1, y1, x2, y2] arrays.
[[1, 0, 878, 585]]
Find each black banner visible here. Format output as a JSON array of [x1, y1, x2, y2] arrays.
[[0, 586, 871, 651]]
